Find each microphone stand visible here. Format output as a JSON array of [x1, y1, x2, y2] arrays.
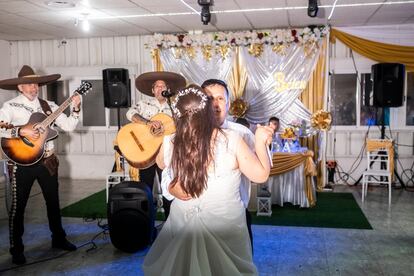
[[161, 90, 175, 118]]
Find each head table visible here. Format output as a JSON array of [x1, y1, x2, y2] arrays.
[[259, 150, 317, 208]]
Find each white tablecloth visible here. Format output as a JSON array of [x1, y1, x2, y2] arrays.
[[265, 163, 315, 208]]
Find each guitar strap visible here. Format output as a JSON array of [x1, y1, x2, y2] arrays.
[[38, 98, 56, 126], [38, 98, 52, 116], [38, 98, 59, 174]]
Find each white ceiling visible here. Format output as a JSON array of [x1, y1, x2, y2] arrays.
[[0, 0, 413, 41]]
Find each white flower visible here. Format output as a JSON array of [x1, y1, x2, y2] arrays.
[[145, 26, 327, 49]]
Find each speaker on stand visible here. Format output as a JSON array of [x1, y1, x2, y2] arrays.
[[102, 68, 131, 131], [355, 63, 406, 188], [103, 68, 131, 172], [107, 181, 155, 253]]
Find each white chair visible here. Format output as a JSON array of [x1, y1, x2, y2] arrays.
[[362, 143, 392, 205], [106, 172, 130, 202]]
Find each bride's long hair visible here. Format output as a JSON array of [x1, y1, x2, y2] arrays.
[[170, 85, 220, 198]]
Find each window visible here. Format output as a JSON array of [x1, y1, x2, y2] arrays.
[[81, 80, 106, 126], [109, 108, 130, 128], [65, 78, 134, 128], [360, 73, 389, 126], [46, 80, 70, 116], [406, 72, 414, 126], [330, 74, 357, 126]]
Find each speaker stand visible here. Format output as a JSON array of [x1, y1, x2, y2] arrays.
[[112, 107, 126, 173], [353, 107, 405, 188]]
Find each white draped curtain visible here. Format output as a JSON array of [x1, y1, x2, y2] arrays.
[[240, 43, 322, 127], [159, 43, 322, 127]]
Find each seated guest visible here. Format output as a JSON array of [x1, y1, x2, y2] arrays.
[[268, 117, 283, 152], [268, 116, 280, 133]]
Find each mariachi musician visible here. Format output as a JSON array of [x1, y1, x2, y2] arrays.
[[125, 71, 186, 219], [0, 65, 80, 265]]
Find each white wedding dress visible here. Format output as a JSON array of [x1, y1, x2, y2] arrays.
[[143, 129, 257, 276]]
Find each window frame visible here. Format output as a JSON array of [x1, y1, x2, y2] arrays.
[[330, 69, 412, 130], [329, 70, 359, 129], [67, 75, 136, 131]]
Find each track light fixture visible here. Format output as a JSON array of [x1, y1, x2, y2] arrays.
[[307, 0, 319, 18], [198, 0, 212, 25]]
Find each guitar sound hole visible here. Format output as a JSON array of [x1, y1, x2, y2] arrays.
[[150, 125, 164, 136]]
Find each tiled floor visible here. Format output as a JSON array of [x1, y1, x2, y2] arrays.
[[0, 179, 413, 275]]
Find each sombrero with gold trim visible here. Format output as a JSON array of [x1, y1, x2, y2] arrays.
[[135, 71, 186, 97], [0, 65, 61, 91]]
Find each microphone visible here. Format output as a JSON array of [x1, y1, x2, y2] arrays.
[[161, 90, 174, 98]]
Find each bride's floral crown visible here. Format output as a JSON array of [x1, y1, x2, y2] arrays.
[[171, 86, 208, 118]]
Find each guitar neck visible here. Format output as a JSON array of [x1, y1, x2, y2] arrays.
[[40, 92, 79, 128]]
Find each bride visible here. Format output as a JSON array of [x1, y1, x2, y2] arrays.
[[142, 85, 273, 275]]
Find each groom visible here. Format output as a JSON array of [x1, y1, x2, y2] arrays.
[[162, 79, 258, 251]]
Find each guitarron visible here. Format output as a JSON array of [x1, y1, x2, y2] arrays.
[[0, 81, 92, 166], [117, 113, 175, 169]]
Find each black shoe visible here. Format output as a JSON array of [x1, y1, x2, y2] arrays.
[[52, 239, 77, 251], [12, 252, 26, 265]]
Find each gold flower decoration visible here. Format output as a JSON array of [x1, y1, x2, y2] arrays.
[[272, 44, 287, 55], [248, 43, 264, 57], [185, 46, 196, 59], [280, 127, 297, 139], [201, 45, 212, 61], [216, 45, 230, 60], [311, 110, 332, 131], [229, 98, 249, 118]]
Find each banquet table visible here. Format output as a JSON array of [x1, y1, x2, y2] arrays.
[[263, 150, 317, 208]]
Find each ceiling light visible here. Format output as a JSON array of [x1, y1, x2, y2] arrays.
[[82, 19, 90, 32], [45, 1, 76, 8]]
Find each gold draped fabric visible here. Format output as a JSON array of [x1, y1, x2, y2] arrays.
[[129, 166, 140, 182], [366, 139, 394, 179], [330, 28, 414, 71], [114, 151, 123, 172], [227, 47, 248, 100], [300, 38, 327, 191], [152, 48, 164, 71], [270, 151, 317, 207]]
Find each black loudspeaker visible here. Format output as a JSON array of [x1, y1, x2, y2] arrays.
[[103, 68, 131, 108], [371, 63, 405, 107], [107, 181, 155, 253]]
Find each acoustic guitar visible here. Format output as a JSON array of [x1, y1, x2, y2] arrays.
[[116, 113, 175, 169], [0, 82, 92, 166]]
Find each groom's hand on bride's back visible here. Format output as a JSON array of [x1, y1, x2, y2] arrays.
[[169, 182, 192, 201]]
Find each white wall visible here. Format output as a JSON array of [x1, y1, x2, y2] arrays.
[[0, 40, 16, 104]]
